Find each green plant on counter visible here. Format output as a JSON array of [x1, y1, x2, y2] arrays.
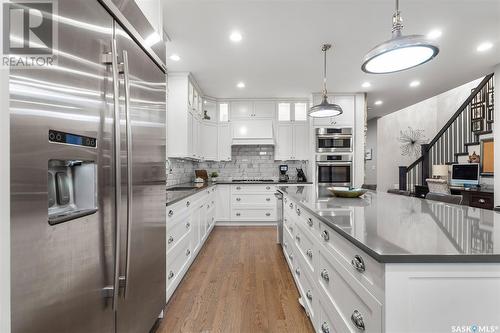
[[210, 171, 219, 178]]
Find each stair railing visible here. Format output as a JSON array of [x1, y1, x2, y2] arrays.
[[399, 73, 494, 193]]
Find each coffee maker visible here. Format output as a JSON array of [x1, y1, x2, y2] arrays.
[[279, 165, 289, 182], [296, 168, 307, 182]]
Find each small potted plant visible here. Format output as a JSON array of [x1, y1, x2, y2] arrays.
[[209, 171, 219, 183]]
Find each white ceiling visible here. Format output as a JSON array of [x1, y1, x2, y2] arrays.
[[162, 0, 500, 119]]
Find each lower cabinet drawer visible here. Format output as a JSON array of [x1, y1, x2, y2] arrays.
[[231, 208, 276, 221], [317, 248, 383, 333], [284, 211, 295, 235], [283, 226, 295, 270], [295, 252, 317, 321], [295, 223, 315, 274], [166, 233, 192, 299], [166, 210, 191, 253], [317, 293, 351, 333], [231, 193, 276, 205], [469, 193, 494, 210]]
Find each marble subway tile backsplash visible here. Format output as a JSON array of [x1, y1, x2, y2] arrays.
[[166, 145, 308, 186]]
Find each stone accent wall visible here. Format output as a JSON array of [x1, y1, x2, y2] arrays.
[[167, 145, 309, 186]]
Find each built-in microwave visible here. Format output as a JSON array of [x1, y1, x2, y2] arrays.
[[315, 127, 352, 153], [316, 154, 352, 188]]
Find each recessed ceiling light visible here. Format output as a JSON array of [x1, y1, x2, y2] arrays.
[[236, 82, 245, 88], [230, 31, 243, 42], [409, 80, 421, 87], [374, 100, 383, 106], [362, 82, 371, 88], [477, 41, 493, 52], [169, 54, 180, 61], [427, 29, 442, 39]]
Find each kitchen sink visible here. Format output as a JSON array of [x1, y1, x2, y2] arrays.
[[166, 186, 198, 191]]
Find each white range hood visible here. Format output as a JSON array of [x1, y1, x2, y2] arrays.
[[231, 119, 275, 145]]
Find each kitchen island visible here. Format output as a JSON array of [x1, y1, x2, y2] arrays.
[[277, 186, 500, 333]]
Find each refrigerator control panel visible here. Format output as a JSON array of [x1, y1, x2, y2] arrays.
[[49, 130, 97, 148]]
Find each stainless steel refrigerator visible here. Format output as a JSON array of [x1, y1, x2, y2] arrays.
[[9, 0, 166, 332]]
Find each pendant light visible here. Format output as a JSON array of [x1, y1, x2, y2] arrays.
[[361, 0, 439, 74], [309, 44, 343, 118]]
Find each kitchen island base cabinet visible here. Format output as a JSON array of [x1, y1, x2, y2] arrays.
[[166, 186, 216, 303], [281, 192, 500, 333]]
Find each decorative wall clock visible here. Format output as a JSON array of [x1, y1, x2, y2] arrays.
[[398, 127, 427, 158]]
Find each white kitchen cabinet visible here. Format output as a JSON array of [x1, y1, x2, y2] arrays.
[[216, 184, 231, 221], [232, 120, 274, 140], [253, 101, 275, 118], [201, 121, 218, 160], [312, 94, 355, 127], [202, 99, 217, 122], [275, 123, 309, 161], [278, 102, 308, 122], [217, 123, 232, 161], [218, 102, 230, 122], [230, 101, 253, 119]]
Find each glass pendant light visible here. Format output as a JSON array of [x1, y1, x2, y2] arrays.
[[361, 0, 439, 74], [309, 44, 343, 118]]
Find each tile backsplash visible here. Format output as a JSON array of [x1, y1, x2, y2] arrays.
[[166, 145, 309, 186]]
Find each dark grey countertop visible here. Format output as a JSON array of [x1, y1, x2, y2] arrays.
[[166, 183, 216, 207], [278, 186, 500, 263]]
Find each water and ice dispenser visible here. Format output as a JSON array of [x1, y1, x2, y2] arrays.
[[47, 130, 98, 225]]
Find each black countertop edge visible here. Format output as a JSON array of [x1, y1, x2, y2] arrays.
[[166, 183, 216, 207], [277, 188, 500, 264], [216, 181, 313, 185]]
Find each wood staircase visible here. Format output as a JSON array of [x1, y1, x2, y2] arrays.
[[399, 73, 494, 193]]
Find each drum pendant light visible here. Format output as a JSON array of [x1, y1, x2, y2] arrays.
[[361, 0, 439, 74], [309, 44, 343, 118]]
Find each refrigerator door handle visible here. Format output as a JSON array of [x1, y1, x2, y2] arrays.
[[111, 37, 122, 311], [120, 49, 133, 298]]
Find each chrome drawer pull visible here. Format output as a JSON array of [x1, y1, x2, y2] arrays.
[[265, 213, 271, 217], [306, 290, 312, 300], [289, 254, 293, 261], [306, 249, 313, 258], [307, 218, 313, 227], [351, 310, 366, 331], [321, 269, 330, 281], [295, 235, 300, 242], [284, 242, 287, 248], [186, 249, 190, 256], [168, 210, 173, 217], [321, 230, 329, 241], [351, 255, 366, 273], [266, 198, 271, 201], [296, 208, 301, 216], [236, 186, 241, 190], [186, 222, 191, 228], [207, 204, 210, 209], [295, 267, 300, 275], [289, 203, 294, 209], [479, 198, 486, 203], [266, 186, 271, 190], [168, 236, 174, 244], [236, 197, 241, 201], [236, 213, 241, 216], [321, 322, 330, 333], [186, 201, 190, 207], [168, 271, 174, 280]]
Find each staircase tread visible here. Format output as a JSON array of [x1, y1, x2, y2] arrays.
[[475, 130, 493, 136], [454, 152, 469, 156], [464, 142, 480, 146], [445, 161, 457, 165]]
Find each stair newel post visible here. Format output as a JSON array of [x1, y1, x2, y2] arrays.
[[421, 144, 430, 184], [399, 166, 408, 191]]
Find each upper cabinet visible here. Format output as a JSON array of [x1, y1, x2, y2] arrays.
[[277, 102, 308, 122], [312, 94, 355, 126], [230, 101, 275, 119], [202, 98, 217, 122]]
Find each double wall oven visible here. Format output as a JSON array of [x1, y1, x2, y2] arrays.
[[315, 128, 353, 196]]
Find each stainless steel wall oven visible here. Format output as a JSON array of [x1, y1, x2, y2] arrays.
[[315, 127, 353, 153]]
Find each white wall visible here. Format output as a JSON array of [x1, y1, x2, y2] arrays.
[[0, 65, 10, 333], [377, 77, 484, 192], [365, 118, 377, 185]]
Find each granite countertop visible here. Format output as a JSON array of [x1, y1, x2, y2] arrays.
[[166, 182, 216, 207], [278, 186, 500, 263], [216, 180, 313, 185]]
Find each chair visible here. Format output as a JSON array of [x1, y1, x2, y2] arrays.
[[425, 192, 463, 205], [387, 189, 410, 196], [426, 178, 450, 194]]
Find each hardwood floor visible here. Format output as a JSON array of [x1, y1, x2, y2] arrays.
[[158, 227, 315, 333]]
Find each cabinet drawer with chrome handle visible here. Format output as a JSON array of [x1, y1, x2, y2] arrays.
[[296, 208, 301, 216], [351, 310, 366, 330], [236, 212, 241, 217], [295, 267, 300, 276], [186, 222, 190, 229], [266, 186, 271, 190], [265, 212, 271, 217], [289, 203, 294, 209], [186, 201, 190, 207], [351, 255, 366, 273], [478, 198, 486, 203], [288, 254, 293, 261], [168, 210, 173, 217], [307, 218, 313, 227], [167, 236, 174, 244], [306, 249, 313, 259], [321, 322, 330, 333], [168, 271, 174, 280], [295, 235, 301, 242], [306, 290, 312, 300], [236, 186, 241, 190], [185, 249, 190, 256], [236, 197, 241, 201], [266, 197, 271, 201], [321, 230, 330, 241], [320, 269, 330, 281]]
